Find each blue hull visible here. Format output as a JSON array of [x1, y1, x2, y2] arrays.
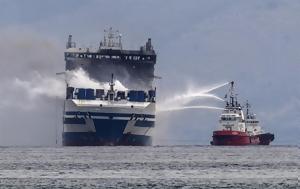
[[62, 132, 152, 146], [63, 117, 154, 146]]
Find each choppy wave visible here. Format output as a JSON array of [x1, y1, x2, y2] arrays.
[[0, 146, 298, 188]]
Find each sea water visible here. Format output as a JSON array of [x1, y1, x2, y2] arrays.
[[0, 146, 298, 188]]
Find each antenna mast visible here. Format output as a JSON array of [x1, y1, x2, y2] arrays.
[[100, 27, 122, 50], [229, 81, 235, 107], [245, 100, 251, 118]]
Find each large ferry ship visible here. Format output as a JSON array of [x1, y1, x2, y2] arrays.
[[62, 28, 156, 146], [211, 81, 274, 145]]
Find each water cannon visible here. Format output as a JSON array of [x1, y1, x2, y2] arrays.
[[110, 73, 115, 88], [108, 73, 115, 101], [228, 81, 235, 95]]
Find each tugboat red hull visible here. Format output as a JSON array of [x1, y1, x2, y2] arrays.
[[211, 130, 260, 146], [211, 130, 250, 145]]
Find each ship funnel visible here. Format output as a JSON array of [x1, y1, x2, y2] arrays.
[[146, 38, 153, 51], [66, 35, 76, 49]]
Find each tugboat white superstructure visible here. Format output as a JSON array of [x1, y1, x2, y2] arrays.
[[63, 28, 157, 146]]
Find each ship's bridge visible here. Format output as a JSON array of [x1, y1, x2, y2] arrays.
[[64, 28, 156, 63], [220, 114, 241, 121]]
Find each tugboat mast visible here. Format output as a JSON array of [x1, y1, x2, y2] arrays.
[[245, 100, 251, 118], [226, 81, 240, 108], [229, 81, 235, 107]]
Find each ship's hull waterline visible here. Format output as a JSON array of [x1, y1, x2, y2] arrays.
[[63, 133, 152, 146], [63, 111, 154, 146], [211, 131, 274, 146]]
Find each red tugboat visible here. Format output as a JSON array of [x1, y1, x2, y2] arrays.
[[211, 81, 274, 146]]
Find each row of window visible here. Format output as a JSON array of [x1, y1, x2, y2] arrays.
[[221, 117, 238, 121], [65, 53, 155, 61], [246, 121, 259, 123]]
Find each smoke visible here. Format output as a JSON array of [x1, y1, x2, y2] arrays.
[[14, 72, 65, 99], [66, 68, 128, 91], [0, 28, 65, 145], [8, 67, 129, 107]]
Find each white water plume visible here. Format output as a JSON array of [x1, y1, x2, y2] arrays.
[[200, 82, 229, 94], [66, 68, 128, 91], [157, 82, 229, 112], [166, 82, 228, 104], [165, 92, 224, 105], [158, 106, 224, 112]]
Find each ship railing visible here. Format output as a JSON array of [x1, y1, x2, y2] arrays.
[[66, 87, 156, 103]]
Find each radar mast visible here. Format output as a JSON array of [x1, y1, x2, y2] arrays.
[[100, 27, 122, 50]]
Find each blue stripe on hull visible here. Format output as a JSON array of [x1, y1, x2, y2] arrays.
[[62, 132, 152, 146], [63, 119, 154, 146], [65, 111, 155, 118], [64, 118, 155, 128]]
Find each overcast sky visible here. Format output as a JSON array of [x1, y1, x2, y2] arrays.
[[0, 0, 299, 146]]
